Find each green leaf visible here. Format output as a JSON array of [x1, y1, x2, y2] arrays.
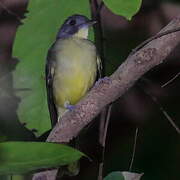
[[0, 141, 84, 175], [103, 0, 142, 20], [13, 0, 92, 137], [104, 171, 143, 180]]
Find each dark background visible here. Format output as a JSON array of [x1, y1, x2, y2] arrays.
[[0, 0, 180, 179]]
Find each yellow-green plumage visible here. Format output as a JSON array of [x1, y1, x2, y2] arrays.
[[46, 16, 101, 123], [53, 36, 97, 111]]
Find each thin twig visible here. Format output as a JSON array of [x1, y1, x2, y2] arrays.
[[102, 105, 112, 146], [152, 96, 180, 134], [99, 108, 107, 144], [140, 85, 180, 135], [91, 1, 111, 179], [91, 0, 106, 74], [129, 27, 180, 56], [98, 104, 112, 180], [161, 72, 180, 88], [129, 127, 139, 171], [161, 109, 180, 134], [0, 1, 22, 22]]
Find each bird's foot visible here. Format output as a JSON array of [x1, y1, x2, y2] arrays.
[[64, 101, 75, 111], [66, 104, 75, 111], [95, 76, 111, 86]]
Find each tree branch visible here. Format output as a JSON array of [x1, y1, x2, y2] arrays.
[[33, 15, 180, 180], [47, 15, 180, 143]]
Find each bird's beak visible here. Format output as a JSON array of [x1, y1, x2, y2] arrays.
[[86, 20, 97, 26], [78, 20, 97, 29], [78, 20, 97, 28]]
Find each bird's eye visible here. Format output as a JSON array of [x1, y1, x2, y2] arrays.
[[69, 19, 76, 26]]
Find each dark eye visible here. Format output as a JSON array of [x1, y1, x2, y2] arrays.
[[69, 19, 76, 26]]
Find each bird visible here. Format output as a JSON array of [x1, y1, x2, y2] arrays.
[[46, 14, 101, 126]]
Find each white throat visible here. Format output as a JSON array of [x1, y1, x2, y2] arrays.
[[74, 27, 89, 39]]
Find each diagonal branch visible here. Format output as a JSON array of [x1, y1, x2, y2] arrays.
[[33, 15, 180, 180], [47, 15, 180, 143]]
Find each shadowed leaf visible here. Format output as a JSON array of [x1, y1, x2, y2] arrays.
[[0, 141, 84, 175]]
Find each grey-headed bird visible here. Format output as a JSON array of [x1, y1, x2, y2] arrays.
[[46, 14, 101, 125]]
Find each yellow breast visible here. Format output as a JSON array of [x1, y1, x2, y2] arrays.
[[52, 37, 97, 108]]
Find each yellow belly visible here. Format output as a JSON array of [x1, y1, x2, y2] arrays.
[[53, 70, 95, 107], [52, 37, 97, 108]]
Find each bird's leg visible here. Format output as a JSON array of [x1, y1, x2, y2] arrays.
[[66, 104, 75, 111], [95, 76, 111, 86]]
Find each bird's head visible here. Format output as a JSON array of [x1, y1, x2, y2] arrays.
[[56, 14, 96, 39]]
